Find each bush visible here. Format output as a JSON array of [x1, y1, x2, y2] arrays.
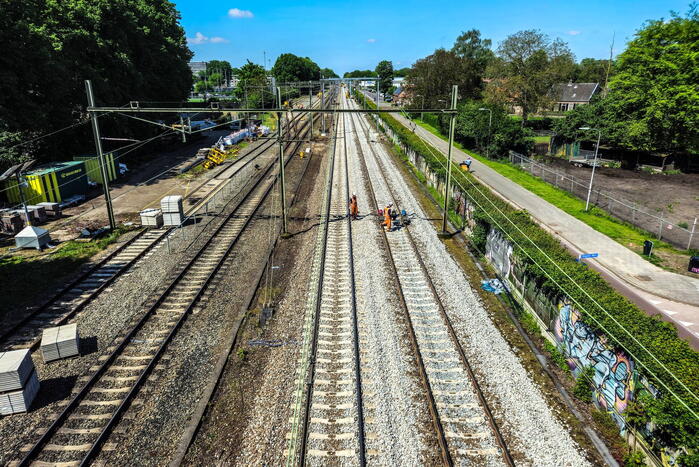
[[623, 451, 646, 467], [544, 340, 570, 373], [573, 366, 595, 402]]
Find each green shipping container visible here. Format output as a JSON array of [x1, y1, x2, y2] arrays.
[[73, 152, 117, 185], [3, 161, 87, 204]]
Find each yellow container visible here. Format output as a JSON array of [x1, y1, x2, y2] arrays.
[[73, 153, 117, 185]]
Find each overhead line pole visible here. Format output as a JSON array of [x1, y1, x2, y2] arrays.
[[440, 85, 458, 235], [277, 87, 289, 237], [85, 80, 116, 231], [309, 80, 313, 142]]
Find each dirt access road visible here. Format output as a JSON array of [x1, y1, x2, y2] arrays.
[[541, 156, 699, 225]]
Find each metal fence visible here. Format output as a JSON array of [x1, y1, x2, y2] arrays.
[[509, 151, 698, 250]]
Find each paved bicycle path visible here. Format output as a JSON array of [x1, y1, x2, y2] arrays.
[[388, 110, 699, 348]]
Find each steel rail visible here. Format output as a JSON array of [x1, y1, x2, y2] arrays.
[[168, 88, 338, 467], [297, 102, 367, 465], [349, 96, 515, 466], [346, 98, 453, 466], [16, 94, 321, 467], [0, 96, 316, 353]]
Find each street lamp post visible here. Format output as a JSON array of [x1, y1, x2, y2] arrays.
[[478, 107, 492, 159], [420, 95, 425, 121], [579, 127, 602, 211]]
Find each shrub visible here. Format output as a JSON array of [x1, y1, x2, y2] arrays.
[[573, 366, 595, 402]]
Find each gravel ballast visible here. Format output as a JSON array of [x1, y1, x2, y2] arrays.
[[359, 108, 592, 465]]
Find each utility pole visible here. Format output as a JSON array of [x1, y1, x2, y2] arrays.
[[85, 80, 116, 231], [375, 79, 380, 132], [179, 115, 186, 143], [321, 81, 326, 133], [440, 85, 458, 235], [580, 127, 601, 211], [277, 87, 288, 236], [309, 80, 313, 141]]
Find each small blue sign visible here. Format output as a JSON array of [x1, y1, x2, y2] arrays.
[[579, 253, 599, 259]]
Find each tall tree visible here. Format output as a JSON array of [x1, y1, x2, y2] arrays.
[[271, 53, 321, 83], [375, 60, 394, 93], [572, 58, 615, 85], [320, 68, 339, 78], [0, 0, 193, 165], [451, 29, 494, 99], [343, 70, 376, 78], [234, 61, 271, 108], [554, 7, 699, 154], [486, 30, 575, 120], [406, 49, 463, 113], [603, 7, 698, 153]]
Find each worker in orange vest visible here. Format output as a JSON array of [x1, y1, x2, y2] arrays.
[[349, 193, 359, 220], [384, 203, 392, 231]]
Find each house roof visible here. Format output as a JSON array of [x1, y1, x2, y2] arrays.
[[393, 87, 402, 96], [552, 82, 599, 103]]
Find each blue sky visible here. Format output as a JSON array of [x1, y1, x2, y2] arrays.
[[174, 0, 690, 74]]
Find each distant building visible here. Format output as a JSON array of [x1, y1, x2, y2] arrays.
[[189, 61, 207, 76], [392, 77, 405, 88], [551, 82, 599, 112]]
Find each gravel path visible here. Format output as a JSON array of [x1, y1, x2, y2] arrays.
[[364, 110, 592, 466]]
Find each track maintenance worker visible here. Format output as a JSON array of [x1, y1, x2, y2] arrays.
[[349, 193, 359, 220], [383, 203, 393, 231]]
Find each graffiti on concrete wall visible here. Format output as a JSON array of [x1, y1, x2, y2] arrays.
[[554, 302, 635, 429], [485, 228, 513, 278]]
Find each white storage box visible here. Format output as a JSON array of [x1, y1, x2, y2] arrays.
[[140, 208, 163, 228], [0, 369, 40, 415], [0, 350, 35, 393], [163, 212, 183, 226], [160, 195, 183, 214], [40, 324, 80, 362]]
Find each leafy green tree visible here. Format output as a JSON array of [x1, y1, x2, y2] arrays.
[[572, 58, 615, 86], [0, 0, 192, 166], [271, 53, 321, 83], [554, 7, 698, 155], [375, 60, 394, 94], [320, 68, 339, 78], [406, 49, 463, 114], [603, 8, 698, 153], [394, 67, 411, 78], [451, 29, 494, 99], [453, 101, 532, 157], [486, 30, 575, 120], [234, 61, 271, 108], [343, 69, 376, 78]]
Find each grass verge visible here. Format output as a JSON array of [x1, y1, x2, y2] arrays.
[[411, 118, 694, 272], [0, 226, 136, 315]]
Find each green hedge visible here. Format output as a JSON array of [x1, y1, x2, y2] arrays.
[[355, 91, 699, 452]]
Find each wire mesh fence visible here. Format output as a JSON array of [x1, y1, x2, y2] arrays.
[[509, 151, 698, 250]]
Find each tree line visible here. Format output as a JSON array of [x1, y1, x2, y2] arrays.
[[370, 6, 697, 160]]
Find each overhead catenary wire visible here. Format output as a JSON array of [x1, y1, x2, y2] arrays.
[[356, 91, 699, 418]]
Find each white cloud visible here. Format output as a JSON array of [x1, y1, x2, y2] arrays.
[[567, 30, 581, 36], [210, 36, 229, 43], [188, 32, 208, 44], [229, 8, 253, 18], [367, 38, 376, 43]]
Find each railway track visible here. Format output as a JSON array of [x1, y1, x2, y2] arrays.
[[11, 93, 330, 467], [346, 93, 513, 466], [0, 98, 318, 354], [286, 107, 368, 465]]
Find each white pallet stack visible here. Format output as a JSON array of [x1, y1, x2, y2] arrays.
[[161, 195, 184, 226], [0, 350, 40, 415], [140, 208, 163, 228], [40, 324, 80, 362]]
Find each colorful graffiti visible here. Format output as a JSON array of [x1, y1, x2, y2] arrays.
[[554, 303, 635, 430], [485, 228, 513, 278]]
